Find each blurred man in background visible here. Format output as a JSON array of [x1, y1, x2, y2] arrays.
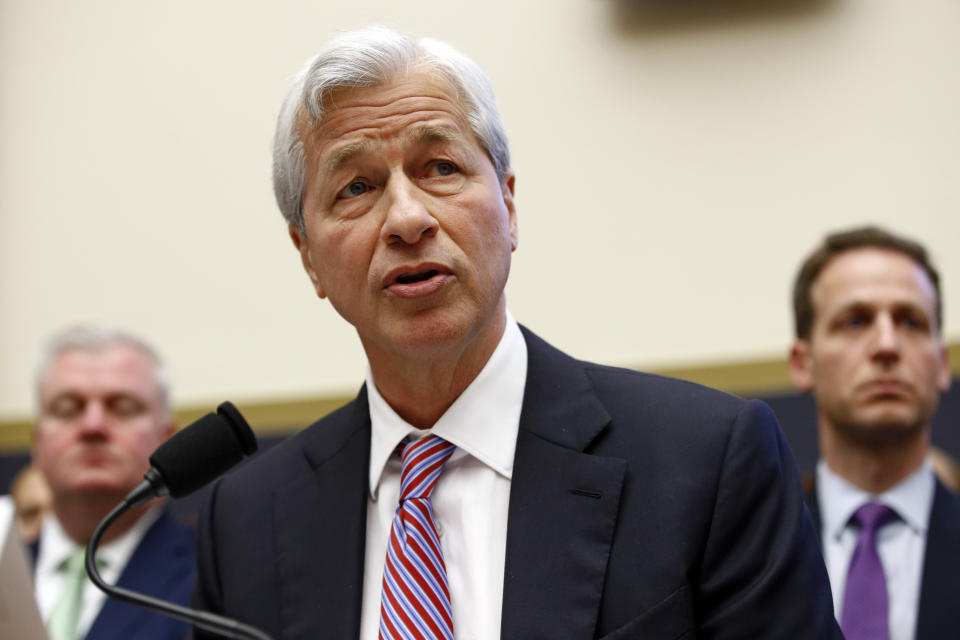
[[789, 226, 959, 640], [31, 325, 194, 640], [9, 464, 52, 543]]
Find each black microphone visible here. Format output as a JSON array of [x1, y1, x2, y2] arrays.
[[131, 400, 258, 506], [84, 401, 273, 640]]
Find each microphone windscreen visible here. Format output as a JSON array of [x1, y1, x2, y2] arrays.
[[148, 401, 258, 498]]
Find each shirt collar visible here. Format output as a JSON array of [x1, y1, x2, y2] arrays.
[[817, 459, 935, 540], [37, 505, 163, 576], [367, 311, 527, 500]]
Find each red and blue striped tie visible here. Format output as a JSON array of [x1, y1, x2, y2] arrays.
[[379, 435, 456, 640]]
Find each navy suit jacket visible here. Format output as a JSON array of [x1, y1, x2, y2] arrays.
[[35, 509, 195, 640], [808, 478, 960, 639], [195, 328, 840, 639]]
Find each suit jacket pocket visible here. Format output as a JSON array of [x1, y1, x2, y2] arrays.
[[599, 585, 694, 640]]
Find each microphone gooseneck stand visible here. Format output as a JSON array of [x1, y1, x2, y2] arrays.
[[84, 402, 273, 640], [85, 493, 272, 640]]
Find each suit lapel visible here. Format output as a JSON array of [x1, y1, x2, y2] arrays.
[[501, 328, 626, 639], [273, 387, 371, 640], [85, 511, 193, 640], [915, 480, 960, 640]]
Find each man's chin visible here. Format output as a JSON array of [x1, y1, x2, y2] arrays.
[[838, 412, 926, 447], [65, 475, 137, 498], [374, 309, 474, 353]]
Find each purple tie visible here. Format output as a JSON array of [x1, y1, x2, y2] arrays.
[[841, 502, 899, 640]]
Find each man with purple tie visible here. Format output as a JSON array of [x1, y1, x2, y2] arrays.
[[789, 226, 960, 640]]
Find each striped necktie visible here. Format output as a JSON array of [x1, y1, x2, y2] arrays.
[[379, 434, 456, 640]]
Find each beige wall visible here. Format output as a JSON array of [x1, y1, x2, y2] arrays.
[[2, 0, 958, 420]]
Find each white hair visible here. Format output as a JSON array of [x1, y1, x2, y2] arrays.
[[34, 325, 172, 418], [272, 25, 512, 233]]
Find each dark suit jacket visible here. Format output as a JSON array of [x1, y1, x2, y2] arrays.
[[807, 477, 960, 639], [194, 328, 840, 639], [35, 509, 196, 640]]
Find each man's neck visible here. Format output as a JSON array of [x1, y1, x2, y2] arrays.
[[365, 309, 508, 429], [819, 421, 930, 494], [52, 492, 157, 546]]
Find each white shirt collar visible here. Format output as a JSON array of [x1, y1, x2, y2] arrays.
[[37, 504, 162, 577], [367, 311, 527, 500], [817, 459, 935, 540]]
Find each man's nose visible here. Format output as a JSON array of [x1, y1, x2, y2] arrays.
[[871, 313, 901, 365], [76, 401, 110, 436], [380, 176, 439, 246]]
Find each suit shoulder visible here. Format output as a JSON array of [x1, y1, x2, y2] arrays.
[[585, 361, 743, 403], [521, 324, 750, 418], [521, 325, 773, 444], [581, 360, 761, 426]]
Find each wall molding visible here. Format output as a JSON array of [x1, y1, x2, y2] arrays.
[[3, 341, 958, 454]]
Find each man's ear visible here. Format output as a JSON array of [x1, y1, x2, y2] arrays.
[[937, 342, 951, 392], [288, 224, 326, 299], [500, 172, 518, 252], [29, 423, 39, 463], [788, 339, 815, 391], [160, 419, 177, 443]]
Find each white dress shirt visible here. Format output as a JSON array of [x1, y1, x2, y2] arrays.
[[359, 312, 527, 640], [35, 506, 161, 638], [817, 460, 934, 640]]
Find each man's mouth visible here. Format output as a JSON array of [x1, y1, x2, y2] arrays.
[[384, 264, 452, 298], [395, 269, 440, 285], [861, 379, 911, 398]]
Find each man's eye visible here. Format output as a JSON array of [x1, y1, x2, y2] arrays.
[[898, 313, 928, 331], [834, 312, 870, 331], [47, 396, 83, 419], [107, 395, 147, 419], [432, 161, 458, 177], [338, 180, 371, 199]]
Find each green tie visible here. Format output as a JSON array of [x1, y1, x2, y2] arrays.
[[47, 547, 90, 640]]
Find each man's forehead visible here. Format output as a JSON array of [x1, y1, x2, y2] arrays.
[[812, 248, 938, 313], [44, 346, 157, 392], [322, 123, 466, 173], [304, 73, 472, 152]]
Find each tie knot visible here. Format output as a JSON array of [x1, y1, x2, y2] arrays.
[[59, 547, 87, 574], [852, 501, 898, 534], [398, 434, 455, 501], [59, 546, 105, 575]]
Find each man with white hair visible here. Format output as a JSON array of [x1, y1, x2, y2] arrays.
[[31, 325, 195, 640], [193, 26, 840, 639]]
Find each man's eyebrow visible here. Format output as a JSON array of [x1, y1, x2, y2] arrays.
[[829, 300, 874, 316], [323, 125, 465, 175], [324, 139, 375, 175]]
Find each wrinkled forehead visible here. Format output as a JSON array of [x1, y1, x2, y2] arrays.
[[298, 70, 472, 153]]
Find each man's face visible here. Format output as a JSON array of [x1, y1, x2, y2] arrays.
[[789, 247, 951, 445], [12, 467, 51, 542], [290, 72, 517, 363], [32, 345, 174, 501]]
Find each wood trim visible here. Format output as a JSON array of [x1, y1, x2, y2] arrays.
[[3, 341, 958, 454]]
